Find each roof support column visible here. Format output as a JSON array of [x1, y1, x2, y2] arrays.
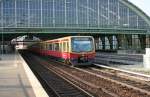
[[65, 0, 67, 27], [53, 0, 55, 27], [1, 1, 3, 27], [117, 1, 120, 25], [108, 35, 113, 50], [87, 0, 89, 27], [127, 8, 129, 27], [139, 35, 146, 50], [98, 0, 99, 27], [108, 0, 110, 25], [94, 37, 100, 50], [40, 0, 43, 27], [15, 0, 17, 27], [28, 0, 30, 27], [76, 0, 78, 26], [101, 36, 105, 50], [126, 34, 132, 49], [146, 35, 150, 48], [116, 34, 128, 50], [131, 35, 141, 50], [136, 16, 139, 28]]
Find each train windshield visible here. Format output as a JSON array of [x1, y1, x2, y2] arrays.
[[71, 37, 94, 52]]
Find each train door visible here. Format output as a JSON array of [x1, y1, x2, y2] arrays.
[[63, 42, 66, 53], [63, 41, 69, 52], [62, 41, 69, 64]]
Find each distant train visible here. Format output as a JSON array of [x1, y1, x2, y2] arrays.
[[15, 42, 28, 50], [29, 36, 95, 66]]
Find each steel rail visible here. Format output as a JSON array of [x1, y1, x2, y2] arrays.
[[74, 66, 150, 96], [21, 52, 93, 97], [94, 63, 150, 81]]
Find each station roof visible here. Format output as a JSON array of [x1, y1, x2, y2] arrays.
[[128, 0, 150, 17], [0, 0, 150, 38]]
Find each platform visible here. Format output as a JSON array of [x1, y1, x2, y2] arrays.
[[0, 53, 48, 97]]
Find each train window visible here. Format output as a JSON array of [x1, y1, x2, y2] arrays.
[[71, 37, 94, 52], [49, 44, 52, 50], [54, 43, 59, 51], [44, 43, 46, 50], [59, 43, 62, 51], [52, 43, 54, 50]]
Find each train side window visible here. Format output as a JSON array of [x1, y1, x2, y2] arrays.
[[49, 44, 52, 50], [54, 43, 59, 51], [59, 43, 62, 52], [52, 43, 54, 51], [63, 42, 66, 52]]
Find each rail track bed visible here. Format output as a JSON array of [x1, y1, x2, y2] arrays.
[[21, 51, 92, 97], [21, 51, 150, 97], [42, 58, 150, 97], [84, 65, 150, 96], [94, 64, 150, 82]]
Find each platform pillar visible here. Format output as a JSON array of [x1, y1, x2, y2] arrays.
[[146, 35, 150, 48], [108, 36, 113, 50], [101, 37, 105, 50], [117, 34, 128, 50], [139, 35, 146, 50], [94, 38, 99, 50], [143, 48, 150, 69], [126, 35, 132, 49]]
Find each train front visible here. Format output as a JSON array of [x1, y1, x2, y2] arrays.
[[70, 36, 95, 66]]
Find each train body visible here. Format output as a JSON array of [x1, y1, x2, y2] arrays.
[[29, 36, 95, 66]]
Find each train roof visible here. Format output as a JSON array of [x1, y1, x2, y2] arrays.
[[44, 36, 93, 43]]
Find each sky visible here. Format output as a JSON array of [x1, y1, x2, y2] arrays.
[[128, 0, 150, 17]]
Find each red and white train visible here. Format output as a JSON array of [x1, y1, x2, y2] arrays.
[[29, 36, 95, 66]]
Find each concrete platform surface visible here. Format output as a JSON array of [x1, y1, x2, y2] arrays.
[[0, 53, 48, 97]]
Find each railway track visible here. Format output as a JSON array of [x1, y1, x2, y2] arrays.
[[94, 64, 150, 82], [78, 65, 150, 96], [40, 56, 150, 97], [21, 51, 150, 97], [21, 52, 93, 97], [28, 53, 118, 97]]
